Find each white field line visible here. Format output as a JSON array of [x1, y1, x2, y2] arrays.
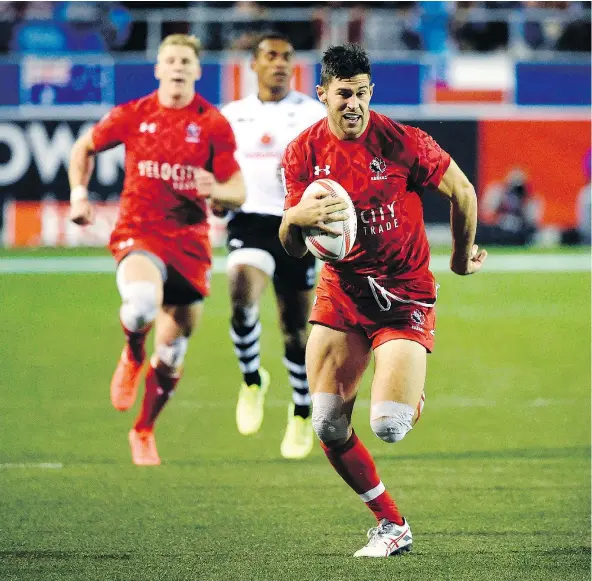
[[177, 397, 581, 410], [0, 253, 589, 274], [0, 462, 63, 469]]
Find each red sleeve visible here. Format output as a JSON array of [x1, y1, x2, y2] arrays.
[[409, 127, 451, 190], [209, 113, 241, 183], [281, 140, 309, 210], [92, 105, 130, 152]]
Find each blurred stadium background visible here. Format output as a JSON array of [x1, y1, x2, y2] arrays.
[[0, 2, 590, 581]]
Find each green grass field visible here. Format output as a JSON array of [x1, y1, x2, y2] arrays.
[[0, 254, 590, 581]]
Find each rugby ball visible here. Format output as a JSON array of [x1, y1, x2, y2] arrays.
[[301, 178, 357, 262]]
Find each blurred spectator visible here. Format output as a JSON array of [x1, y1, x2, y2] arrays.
[[453, 2, 512, 52], [556, 14, 591, 52], [479, 168, 543, 246], [520, 2, 546, 49], [221, 1, 269, 50], [1, 1, 589, 54], [419, 1, 452, 52], [9, 1, 132, 53], [349, 2, 423, 52]]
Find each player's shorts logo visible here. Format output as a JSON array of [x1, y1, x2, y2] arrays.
[[410, 309, 425, 330], [314, 165, 331, 176], [185, 123, 201, 143], [370, 157, 387, 181]]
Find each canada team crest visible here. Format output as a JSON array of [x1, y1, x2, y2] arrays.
[[370, 157, 387, 181], [185, 123, 201, 143], [410, 309, 425, 330]]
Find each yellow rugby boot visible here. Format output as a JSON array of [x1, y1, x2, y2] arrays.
[[236, 368, 269, 435], [280, 403, 314, 459]]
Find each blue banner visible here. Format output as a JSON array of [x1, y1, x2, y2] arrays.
[[0, 57, 590, 108], [0, 64, 20, 106], [313, 62, 423, 106], [114, 62, 219, 106], [516, 63, 591, 106]]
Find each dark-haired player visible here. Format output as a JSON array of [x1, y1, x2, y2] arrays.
[[280, 43, 487, 556], [221, 33, 325, 459], [69, 34, 245, 466]]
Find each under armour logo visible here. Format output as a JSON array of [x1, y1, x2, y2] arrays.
[[117, 238, 134, 250], [314, 165, 331, 176], [139, 122, 156, 133]]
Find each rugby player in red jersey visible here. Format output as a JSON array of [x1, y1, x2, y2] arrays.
[[280, 44, 487, 556], [68, 34, 245, 466]]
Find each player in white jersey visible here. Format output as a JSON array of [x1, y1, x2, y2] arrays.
[[221, 33, 326, 459]]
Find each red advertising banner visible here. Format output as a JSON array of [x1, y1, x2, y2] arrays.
[[2, 200, 229, 248], [478, 120, 591, 229], [3, 200, 119, 247]]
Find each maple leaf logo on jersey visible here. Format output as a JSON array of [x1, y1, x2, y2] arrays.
[[410, 309, 425, 329], [185, 123, 201, 143], [370, 157, 387, 181]]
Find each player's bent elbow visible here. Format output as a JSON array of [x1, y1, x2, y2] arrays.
[[451, 183, 477, 207]]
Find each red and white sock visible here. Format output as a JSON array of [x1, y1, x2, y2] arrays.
[[321, 431, 404, 525], [134, 366, 180, 432], [121, 320, 151, 364]]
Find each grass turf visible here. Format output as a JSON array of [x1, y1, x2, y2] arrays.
[[0, 268, 589, 580]]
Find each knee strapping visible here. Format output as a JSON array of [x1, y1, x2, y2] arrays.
[[155, 337, 189, 371], [370, 401, 415, 443], [118, 281, 159, 332], [311, 393, 349, 443]]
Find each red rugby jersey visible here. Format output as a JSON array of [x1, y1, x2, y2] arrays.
[[92, 91, 240, 235], [282, 111, 451, 299]]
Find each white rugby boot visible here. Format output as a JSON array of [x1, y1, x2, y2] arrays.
[[353, 518, 413, 557]]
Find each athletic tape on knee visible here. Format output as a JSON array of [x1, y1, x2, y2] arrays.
[[370, 401, 415, 443], [118, 280, 159, 332], [311, 393, 349, 442], [155, 337, 189, 371]]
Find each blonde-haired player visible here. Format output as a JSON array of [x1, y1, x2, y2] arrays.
[[69, 34, 245, 465]]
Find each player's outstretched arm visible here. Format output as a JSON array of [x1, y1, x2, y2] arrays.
[[437, 159, 487, 275], [69, 128, 97, 226]]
